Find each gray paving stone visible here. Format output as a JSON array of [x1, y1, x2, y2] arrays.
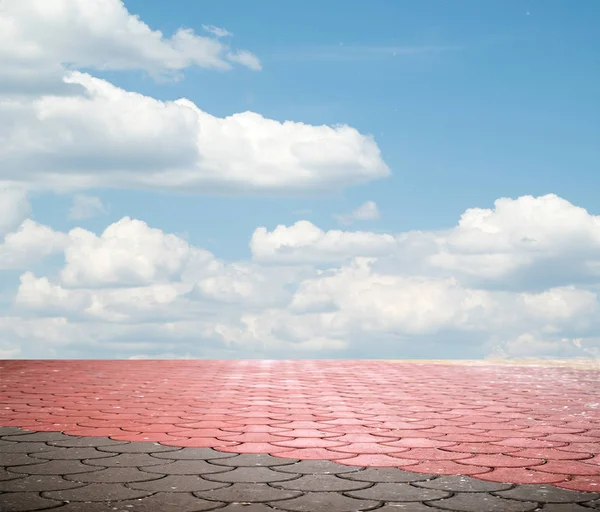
[[0, 491, 64, 511], [585, 498, 600, 509], [375, 504, 445, 511], [538, 505, 598, 511], [273, 474, 371, 492], [150, 447, 237, 460], [48, 437, 127, 448], [63, 467, 163, 483], [0, 442, 54, 454], [413, 475, 513, 492], [2, 453, 47, 466], [273, 459, 362, 475], [272, 491, 380, 511], [0, 474, 85, 492], [214, 505, 279, 512], [9, 460, 101, 475], [0, 440, 17, 447], [209, 453, 299, 467], [429, 493, 539, 512], [97, 442, 180, 454], [193, 482, 302, 503], [43, 483, 153, 502], [347, 482, 450, 502], [496, 484, 600, 503], [203, 466, 299, 483], [0, 469, 23, 481], [128, 474, 230, 492], [339, 467, 433, 483], [143, 459, 234, 475], [52, 492, 226, 511], [83, 453, 168, 466], [31, 447, 112, 460], [1, 432, 72, 443], [0, 427, 30, 437]]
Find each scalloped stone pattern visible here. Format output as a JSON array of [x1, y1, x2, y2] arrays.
[[1, 359, 599, 495]]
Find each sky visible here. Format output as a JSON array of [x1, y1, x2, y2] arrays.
[[0, 0, 599, 360]]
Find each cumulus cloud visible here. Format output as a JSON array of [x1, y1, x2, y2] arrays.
[[0, 185, 30, 235], [2, 194, 600, 360], [60, 217, 207, 288], [0, 220, 68, 269], [335, 200, 380, 225], [251, 220, 397, 263], [0, 72, 388, 193], [68, 194, 107, 220], [0, 0, 260, 95]]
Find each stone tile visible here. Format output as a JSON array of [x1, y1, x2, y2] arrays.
[[215, 505, 278, 512], [496, 483, 600, 503], [0, 427, 30, 437], [538, 505, 598, 511], [2, 453, 47, 466], [585, 498, 600, 509], [9, 460, 101, 475], [273, 459, 362, 475], [0, 474, 85, 492], [97, 442, 180, 454], [1, 432, 73, 443], [347, 482, 450, 502], [429, 493, 539, 511], [209, 453, 300, 467], [0, 442, 54, 454], [143, 459, 233, 475], [64, 467, 163, 483], [193, 482, 302, 503], [273, 491, 380, 511], [43, 482, 153, 502], [413, 475, 513, 492], [150, 447, 237, 460], [273, 474, 371, 492], [203, 466, 299, 483], [339, 467, 433, 483], [50, 493, 225, 512], [82, 453, 167, 467], [375, 504, 445, 511], [0, 469, 23, 481], [48, 437, 127, 448], [0, 491, 64, 512], [128, 474, 230, 492], [30, 447, 111, 460]]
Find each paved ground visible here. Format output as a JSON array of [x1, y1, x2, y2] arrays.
[[1, 360, 599, 511]]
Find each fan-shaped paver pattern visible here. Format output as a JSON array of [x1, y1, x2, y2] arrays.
[[1, 359, 599, 500]]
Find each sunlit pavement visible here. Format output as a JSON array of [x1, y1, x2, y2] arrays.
[[1, 360, 599, 511]]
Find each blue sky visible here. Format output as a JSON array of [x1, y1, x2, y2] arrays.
[[33, 0, 600, 258], [1, 0, 599, 360]]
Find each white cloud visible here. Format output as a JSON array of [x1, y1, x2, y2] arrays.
[[0, 0, 260, 96], [335, 200, 380, 225], [60, 217, 206, 288], [251, 220, 397, 263], [68, 194, 107, 220], [0, 220, 68, 269], [0, 185, 30, 234], [226, 50, 262, 71], [202, 25, 233, 38], [0, 72, 389, 193], [2, 194, 600, 361]]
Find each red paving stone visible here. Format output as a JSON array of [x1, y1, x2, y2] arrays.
[[1, 359, 599, 491]]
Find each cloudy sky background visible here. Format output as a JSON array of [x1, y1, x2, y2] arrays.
[[1, 0, 599, 360]]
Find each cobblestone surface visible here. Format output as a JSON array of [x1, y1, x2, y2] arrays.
[[1, 360, 599, 510], [1, 428, 600, 511]]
